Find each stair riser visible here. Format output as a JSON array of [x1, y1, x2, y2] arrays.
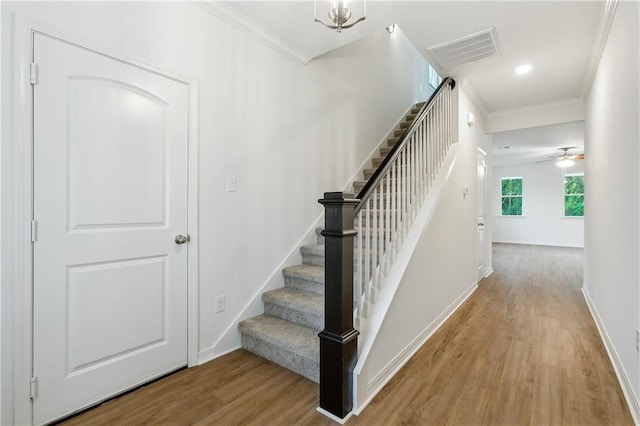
[[240, 334, 319, 383], [302, 252, 324, 266], [285, 276, 324, 295], [264, 302, 323, 331]]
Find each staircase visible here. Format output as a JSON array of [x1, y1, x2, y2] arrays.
[[238, 102, 426, 383]]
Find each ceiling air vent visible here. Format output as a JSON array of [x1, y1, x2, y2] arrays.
[[427, 27, 499, 71]]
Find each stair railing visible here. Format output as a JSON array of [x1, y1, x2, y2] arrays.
[[353, 77, 456, 327], [318, 77, 457, 421]]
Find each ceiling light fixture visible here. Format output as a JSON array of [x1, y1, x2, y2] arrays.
[[314, 0, 366, 33], [556, 157, 575, 168], [386, 24, 396, 34], [515, 64, 532, 75]]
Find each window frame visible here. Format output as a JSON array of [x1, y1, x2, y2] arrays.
[[501, 177, 523, 216], [428, 64, 443, 90], [563, 173, 584, 217]]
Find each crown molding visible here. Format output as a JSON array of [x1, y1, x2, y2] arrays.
[[581, 0, 619, 100], [193, 1, 311, 66]]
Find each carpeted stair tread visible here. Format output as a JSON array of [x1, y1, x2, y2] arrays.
[[300, 243, 324, 266], [239, 315, 319, 382], [263, 287, 323, 330], [239, 315, 319, 358], [301, 244, 324, 257], [283, 264, 324, 295], [283, 264, 324, 283]]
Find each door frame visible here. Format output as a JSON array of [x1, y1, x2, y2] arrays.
[[7, 15, 200, 425], [476, 147, 491, 282]]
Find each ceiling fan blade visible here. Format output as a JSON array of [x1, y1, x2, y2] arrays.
[[535, 158, 555, 164]]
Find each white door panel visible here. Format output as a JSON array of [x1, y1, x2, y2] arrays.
[[68, 77, 168, 229], [33, 34, 189, 424]]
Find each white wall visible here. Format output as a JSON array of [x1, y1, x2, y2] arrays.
[[353, 87, 492, 412], [583, 0, 640, 420], [492, 161, 584, 247], [485, 98, 585, 134], [1, 2, 433, 423]]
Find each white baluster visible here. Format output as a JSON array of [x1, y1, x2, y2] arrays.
[[356, 208, 363, 328], [385, 170, 392, 272], [363, 199, 371, 319], [371, 185, 378, 301], [391, 161, 397, 262], [377, 184, 384, 284]]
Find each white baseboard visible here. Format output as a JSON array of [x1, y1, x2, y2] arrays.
[[582, 285, 640, 424], [198, 344, 241, 366], [354, 280, 478, 415]]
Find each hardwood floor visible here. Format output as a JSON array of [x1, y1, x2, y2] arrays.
[[62, 243, 633, 425]]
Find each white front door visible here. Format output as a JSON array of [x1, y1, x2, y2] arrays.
[[32, 33, 189, 424], [477, 150, 487, 282]]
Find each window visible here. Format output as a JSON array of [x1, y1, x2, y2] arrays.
[[564, 174, 584, 217], [501, 177, 523, 216], [428, 64, 442, 89]]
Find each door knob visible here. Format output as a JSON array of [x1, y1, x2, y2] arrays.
[[175, 234, 189, 244]]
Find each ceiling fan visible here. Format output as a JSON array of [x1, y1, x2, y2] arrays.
[[538, 147, 584, 168]]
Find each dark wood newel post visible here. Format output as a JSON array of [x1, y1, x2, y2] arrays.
[[317, 192, 360, 420]]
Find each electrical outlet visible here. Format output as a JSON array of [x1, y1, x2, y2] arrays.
[[636, 329, 639, 352], [226, 176, 237, 192], [215, 295, 225, 313]]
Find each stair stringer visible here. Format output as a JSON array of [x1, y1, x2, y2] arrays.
[[352, 144, 466, 413]]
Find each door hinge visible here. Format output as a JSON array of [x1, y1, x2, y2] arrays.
[[30, 377, 38, 400], [30, 63, 39, 85], [31, 220, 37, 242]]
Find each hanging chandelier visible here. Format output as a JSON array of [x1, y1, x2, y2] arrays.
[[314, 0, 366, 33]]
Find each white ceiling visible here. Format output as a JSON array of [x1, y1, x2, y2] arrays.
[[225, 1, 605, 114], [492, 121, 584, 168], [221, 0, 603, 166]]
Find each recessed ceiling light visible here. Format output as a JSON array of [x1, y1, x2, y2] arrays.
[[515, 64, 532, 75]]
